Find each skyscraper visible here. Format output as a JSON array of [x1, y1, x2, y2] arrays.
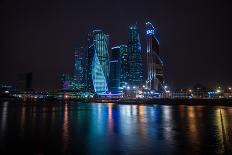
[[74, 47, 87, 90], [145, 22, 164, 91], [119, 45, 129, 87], [86, 30, 110, 95], [61, 74, 77, 90], [128, 24, 144, 87], [110, 46, 121, 93]]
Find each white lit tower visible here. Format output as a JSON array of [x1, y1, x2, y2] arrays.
[[145, 22, 164, 92]]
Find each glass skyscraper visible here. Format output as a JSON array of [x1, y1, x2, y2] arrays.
[[86, 30, 110, 95], [145, 22, 164, 91], [62, 74, 78, 90], [74, 47, 87, 90], [128, 24, 144, 87], [109, 46, 121, 93], [119, 45, 129, 87]]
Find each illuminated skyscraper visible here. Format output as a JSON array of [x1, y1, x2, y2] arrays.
[[145, 22, 164, 91], [119, 45, 129, 87], [110, 46, 121, 93], [128, 24, 144, 87], [62, 74, 78, 90], [86, 30, 110, 95], [74, 47, 87, 90]]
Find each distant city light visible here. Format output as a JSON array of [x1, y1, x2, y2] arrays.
[[146, 30, 155, 35], [127, 86, 130, 90]]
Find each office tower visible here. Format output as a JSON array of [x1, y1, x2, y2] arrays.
[[110, 46, 121, 93], [62, 74, 77, 90], [86, 30, 110, 95], [74, 47, 87, 90], [119, 45, 129, 87], [145, 22, 164, 91], [128, 24, 144, 87]]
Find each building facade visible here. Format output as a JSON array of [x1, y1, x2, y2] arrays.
[[74, 47, 87, 90], [109, 46, 121, 93], [128, 24, 144, 87], [86, 30, 110, 95], [62, 74, 77, 90], [119, 45, 129, 87], [145, 22, 164, 91]]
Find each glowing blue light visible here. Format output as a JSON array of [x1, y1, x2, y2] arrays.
[[92, 51, 108, 94], [146, 30, 155, 35], [110, 60, 118, 63], [208, 91, 216, 95]]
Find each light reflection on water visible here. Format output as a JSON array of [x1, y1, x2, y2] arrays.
[[0, 101, 231, 154]]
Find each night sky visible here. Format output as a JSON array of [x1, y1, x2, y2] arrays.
[[0, 0, 231, 90]]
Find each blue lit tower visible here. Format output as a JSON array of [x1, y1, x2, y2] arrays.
[[128, 24, 144, 87], [86, 30, 110, 95], [74, 47, 87, 90], [119, 45, 129, 87], [145, 22, 164, 91], [109, 46, 121, 93]]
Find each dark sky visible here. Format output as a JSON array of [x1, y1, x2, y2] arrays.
[[0, 0, 231, 90]]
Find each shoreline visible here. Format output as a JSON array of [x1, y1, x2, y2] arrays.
[[1, 97, 232, 106], [117, 98, 232, 106]]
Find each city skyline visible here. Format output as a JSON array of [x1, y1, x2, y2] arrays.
[[0, 0, 231, 89], [1, 1, 232, 154], [63, 22, 166, 95]]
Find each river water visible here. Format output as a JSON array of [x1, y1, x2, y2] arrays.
[[0, 101, 231, 154]]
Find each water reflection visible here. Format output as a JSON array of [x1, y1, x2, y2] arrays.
[[63, 103, 69, 152], [107, 103, 113, 135], [0, 102, 231, 154], [187, 106, 198, 145], [0, 101, 8, 138]]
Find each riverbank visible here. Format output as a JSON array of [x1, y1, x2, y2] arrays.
[[117, 98, 232, 106], [1, 97, 232, 106]]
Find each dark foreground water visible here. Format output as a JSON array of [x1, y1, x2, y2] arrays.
[[0, 101, 232, 155]]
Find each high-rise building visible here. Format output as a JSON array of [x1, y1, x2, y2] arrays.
[[86, 30, 110, 95], [109, 46, 121, 93], [62, 74, 78, 90], [145, 22, 164, 91], [74, 47, 87, 90], [128, 24, 144, 87], [119, 45, 129, 87]]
